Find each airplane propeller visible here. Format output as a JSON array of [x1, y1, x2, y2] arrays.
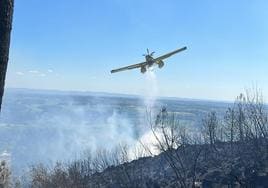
[[142, 49, 155, 57]]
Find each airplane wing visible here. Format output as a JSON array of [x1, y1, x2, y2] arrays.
[[155, 46, 187, 61], [111, 62, 147, 73]]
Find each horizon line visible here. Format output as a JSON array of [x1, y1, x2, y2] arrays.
[[5, 87, 234, 104]]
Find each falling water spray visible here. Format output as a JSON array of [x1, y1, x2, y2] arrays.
[[143, 67, 159, 113], [130, 67, 161, 157]]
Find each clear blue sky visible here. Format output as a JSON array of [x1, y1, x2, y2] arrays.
[[5, 0, 268, 101]]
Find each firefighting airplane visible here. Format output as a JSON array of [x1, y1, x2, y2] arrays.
[[111, 46, 187, 74]]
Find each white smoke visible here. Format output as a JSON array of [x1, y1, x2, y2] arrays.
[[0, 92, 140, 175], [38, 107, 136, 162], [0, 69, 161, 174]]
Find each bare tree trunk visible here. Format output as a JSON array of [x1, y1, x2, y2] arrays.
[[0, 0, 14, 111]]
